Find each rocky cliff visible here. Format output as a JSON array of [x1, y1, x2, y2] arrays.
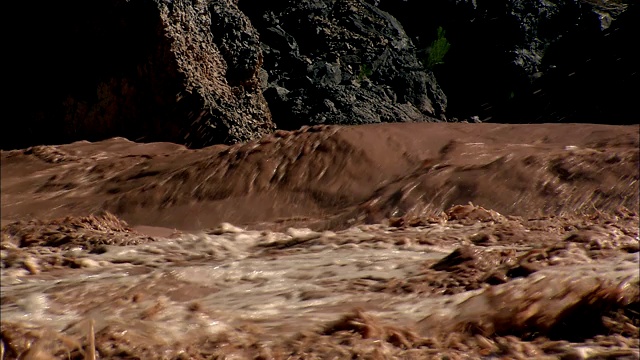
[[5, 0, 636, 150]]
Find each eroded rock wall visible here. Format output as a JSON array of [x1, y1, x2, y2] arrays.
[[7, 0, 274, 150]]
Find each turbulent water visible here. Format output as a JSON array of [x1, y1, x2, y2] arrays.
[[1, 123, 639, 359]]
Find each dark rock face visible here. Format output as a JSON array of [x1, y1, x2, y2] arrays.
[[530, 2, 639, 123], [6, 0, 274, 150], [371, 0, 638, 123], [6, 0, 635, 151], [239, 0, 447, 130]]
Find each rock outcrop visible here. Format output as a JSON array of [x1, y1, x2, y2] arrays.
[[370, 0, 638, 123], [239, 0, 448, 130], [7, 0, 274, 150]]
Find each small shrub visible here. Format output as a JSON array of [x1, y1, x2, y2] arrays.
[[425, 26, 451, 69], [358, 64, 373, 81]]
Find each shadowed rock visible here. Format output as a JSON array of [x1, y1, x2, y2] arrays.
[[371, 0, 638, 123], [6, 0, 274, 150]]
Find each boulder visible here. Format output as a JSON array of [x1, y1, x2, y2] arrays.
[[239, 0, 448, 130]]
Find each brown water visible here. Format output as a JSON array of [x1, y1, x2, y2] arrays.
[[1, 123, 638, 359]]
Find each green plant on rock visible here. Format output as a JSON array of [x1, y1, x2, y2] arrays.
[[358, 64, 373, 81], [424, 26, 451, 69]]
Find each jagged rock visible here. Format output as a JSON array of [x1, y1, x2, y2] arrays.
[[371, 0, 638, 123], [6, 0, 274, 150], [239, 0, 447, 130]]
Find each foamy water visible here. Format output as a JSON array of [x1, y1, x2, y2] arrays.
[[0, 224, 447, 341], [3, 220, 638, 353]]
